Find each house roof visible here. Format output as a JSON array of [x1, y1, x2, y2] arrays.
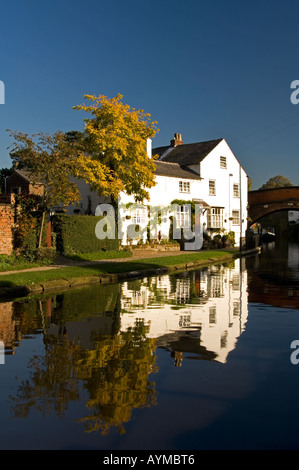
[[14, 169, 34, 182], [154, 138, 224, 166], [154, 160, 201, 180], [192, 198, 210, 208], [9, 169, 43, 185]]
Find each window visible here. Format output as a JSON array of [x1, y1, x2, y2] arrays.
[[209, 274, 223, 297], [232, 210, 240, 225], [179, 314, 191, 327], [207, 207, 224, 228], [233, 301, 240, 317], [131, 207, 147, 225], [233, 183, 240, 197], [176, 205, 190, 228], [220, 156, 227, 168], [179, 181, 190, 193], [176, 279, 191, 303], [232, 274, 240, 290], [209, 306, 217, 324], [11, 187, 21, 194], [220, 330, 228, 348], [209, 179, 216, 196]]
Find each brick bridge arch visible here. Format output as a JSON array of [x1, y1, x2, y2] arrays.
[[247, 187, 299, 225]]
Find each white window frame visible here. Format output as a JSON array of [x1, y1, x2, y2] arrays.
[[232, 210, 240, 225], [233, 183, 240, 198], [209, 179, 216, 196], [131, 207, 147, 225], [220, 156, 227, 169], [176, 205, 190, 229], [207, 207, 224, 229], [179, 180, 190, 193]]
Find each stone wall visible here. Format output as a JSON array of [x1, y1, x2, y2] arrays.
[[0, 195, 15, 255]]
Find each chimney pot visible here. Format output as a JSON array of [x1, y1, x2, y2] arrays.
[[171, 133, 183, 147]]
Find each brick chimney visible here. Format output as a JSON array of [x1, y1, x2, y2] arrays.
[[170, 133, 183, 147]]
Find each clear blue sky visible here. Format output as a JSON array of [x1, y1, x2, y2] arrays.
[[1, 0, 299, 190]]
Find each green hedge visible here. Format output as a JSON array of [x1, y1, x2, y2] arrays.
[[52, 214, 119, 255]]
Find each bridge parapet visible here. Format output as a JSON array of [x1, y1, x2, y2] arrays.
[[249, 187, 299, 204], [248, 187, 299, 225]]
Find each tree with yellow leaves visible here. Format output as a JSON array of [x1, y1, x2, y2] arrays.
[[73, 94, 159, 203]]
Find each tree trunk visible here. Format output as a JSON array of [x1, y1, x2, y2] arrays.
[[38, 209, 46, 248]]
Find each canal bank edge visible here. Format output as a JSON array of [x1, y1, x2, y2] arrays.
[[0, 247, 261, 300]]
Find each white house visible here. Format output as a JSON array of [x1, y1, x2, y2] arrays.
[[118, 133, 248, 248], [65, 133, 248, 249]]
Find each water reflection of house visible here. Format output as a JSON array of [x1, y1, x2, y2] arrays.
[[120, 259, 248, 364]]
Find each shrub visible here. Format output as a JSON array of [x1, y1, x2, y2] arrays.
[[14, 212, 48, 258], [0, 254, 18, 269], [212, 234, 222, 247], [52, 214, 119, 255], [34, 247, 57, 263], [222, 231, 235, 247]]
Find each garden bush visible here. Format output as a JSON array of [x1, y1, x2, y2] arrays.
[[52, 214, 119, 255], [34, 247, 57, 263]]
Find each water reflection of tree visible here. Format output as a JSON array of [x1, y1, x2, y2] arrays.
[[10, 318, 158, 436], [78, 320, 157, 435]]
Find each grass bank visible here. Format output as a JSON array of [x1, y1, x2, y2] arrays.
[[0, 249, 241, 299], [0, 253, 52, 272], [63, 249, 132, 262], [0, 249, 132, 272]]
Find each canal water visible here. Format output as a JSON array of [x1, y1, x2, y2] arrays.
[[1, 242, 299, 450]]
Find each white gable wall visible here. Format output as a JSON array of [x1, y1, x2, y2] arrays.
[[187, 139, 248, 244]]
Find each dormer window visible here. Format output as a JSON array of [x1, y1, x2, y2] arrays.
[[179, 181, 190, 193], [220, 156, 227, 169]]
